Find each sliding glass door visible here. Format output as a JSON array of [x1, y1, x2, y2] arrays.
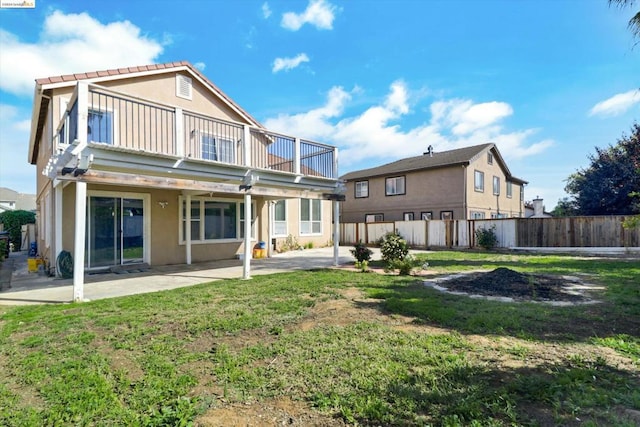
[[87, 196, 144, 268]]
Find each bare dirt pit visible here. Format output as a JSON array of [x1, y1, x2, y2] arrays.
[[424, 267, 601, 304]]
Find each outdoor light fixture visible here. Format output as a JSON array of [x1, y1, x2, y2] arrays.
[[240, 173, 258, 191]]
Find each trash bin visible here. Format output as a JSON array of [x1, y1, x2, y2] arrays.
[[253, 241, 267, 259]]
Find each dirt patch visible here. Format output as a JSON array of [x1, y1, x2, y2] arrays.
[[425, 267, 601, 304]]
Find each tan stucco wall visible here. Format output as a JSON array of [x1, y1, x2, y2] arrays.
[[341, 166, 466, 222], [466, 151, 524, 218]]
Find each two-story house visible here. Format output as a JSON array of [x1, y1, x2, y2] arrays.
[[340, 143, 527, 222], [28, 61, 342, 300]]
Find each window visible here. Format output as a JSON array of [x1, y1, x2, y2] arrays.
[[440, 211, 453, 220], [385, 176, 405, 196], [421, 211, 432, 220], [487, 152, 494, 164], [474, 170, 484, 192], [180, 197, 255, 243], [520, 185, 524, 201], [491, 212, 507, 219], [403, 212, 414, 221], [365, 213, 384, 223], [239, 202, 256, 239], [506, 181, 513, 198], [201, 134, 235, 163], [355, 181, 368, 198], [300, 198, 321, 234], [471, 211, 485, 219], [493, 176, 500, 195], [87, 109, 114, 144], [273, 200, 287, 236]]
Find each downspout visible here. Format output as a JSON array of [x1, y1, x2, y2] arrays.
[[462, 165, 467, 219]]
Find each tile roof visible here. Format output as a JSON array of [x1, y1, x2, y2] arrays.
[[341, 143, 526, 184], [34, 61, 261, 128]]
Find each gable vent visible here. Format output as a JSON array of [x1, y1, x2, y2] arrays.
[[176, 74, 193, 100]]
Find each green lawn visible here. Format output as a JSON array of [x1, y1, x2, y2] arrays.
[[0, 251, 638, 426]]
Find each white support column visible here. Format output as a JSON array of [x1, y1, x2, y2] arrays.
[[175, 108, 184, 157], [242, 192, 252, 279], [73, 181, 87, 302], [294, 137, 301, 175], [54, 182, 63, 277], [267, 201, 273, 258], [243, 125, 251, 167], [333, 199, 340, 266], [185, 194, 192, 265]]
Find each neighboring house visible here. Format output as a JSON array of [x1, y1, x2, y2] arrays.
[[0, 187, 36, 213], [340, 143, 527, 222], [525, 198, 553, 218], [28, 61, 342, 299]]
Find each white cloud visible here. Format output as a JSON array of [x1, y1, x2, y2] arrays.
[[589, 89, 640, 117], [263, 81, 553, 168], [194, 62, 206, 71], [272, 53, 310, 73], [281, 0, 338, 31], [0, 10, 165, 96], [0, 104, 35, 193], [262, 2, 272, 19]]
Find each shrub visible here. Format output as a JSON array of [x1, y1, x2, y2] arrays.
[[475, 226, 498, 250], [378, 231, 409, 264], [350, 241, 373, 263], [0, 210, 35, 248], [385, 255, 423, 276], [354, 260, 369, 272]]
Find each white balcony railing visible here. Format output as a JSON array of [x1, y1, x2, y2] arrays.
[[55, 82, 338, 179]]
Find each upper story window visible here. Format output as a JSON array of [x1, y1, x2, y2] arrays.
[[87, 109, 114, 144], [300, 198, 322, 235], [506, 181, 513, 198], [474, 170, 484, 192], [273, 200, 287, 236], [487, 152, 494, 164], [355, 181, 369, 198], [201, 134, 235, 163], [385, 176, 405, 196], [493, 176, 500, 195], [520, 185, 524, 201]]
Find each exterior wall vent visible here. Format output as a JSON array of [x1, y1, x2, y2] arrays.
[[176, 74, 193, 100]]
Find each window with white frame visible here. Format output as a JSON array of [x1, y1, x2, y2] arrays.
[[506, 181, 513, 198], [487, 152, 494, 164], [474, 170, 484, 192], [355, 180, 368, 198], [471, 211, 485, 219], [520, 185, 524, 201], [180, 197, 255, 243], [273, 200, 287, 236], [365, 213, 384, 222], [239, 202, 256, 239], [87, 108, 114, 144], [300, 198, 321, 234], [385, 176, 405, 196], [493, 176, 500, 195], [201, 134, 235, 163]]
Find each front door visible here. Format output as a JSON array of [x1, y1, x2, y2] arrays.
[[87, 196, 145, 268]]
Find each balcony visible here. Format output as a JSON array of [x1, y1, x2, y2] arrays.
[[54, 82, 338, 181]]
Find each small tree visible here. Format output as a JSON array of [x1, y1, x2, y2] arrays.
[[378, 231, 409, 264], [0, 210, 36, 249]]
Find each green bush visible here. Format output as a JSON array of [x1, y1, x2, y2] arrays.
[[0, 210, 35, 248], [350, 241, 373, 263], [385, 254, 423, 275], [378, 231, 409, 264], [475, 226, 498, 250]]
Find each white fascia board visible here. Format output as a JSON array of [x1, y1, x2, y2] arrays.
[[28, 85, 44, 164]]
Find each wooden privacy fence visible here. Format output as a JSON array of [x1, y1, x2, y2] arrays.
[[340, 216, 640, 248]]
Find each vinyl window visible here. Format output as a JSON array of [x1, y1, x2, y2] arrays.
[[474, 170, 484, 192], [300, 198, 321, 235], [385, 176, 405, 196], [355, 181, 369, 198]]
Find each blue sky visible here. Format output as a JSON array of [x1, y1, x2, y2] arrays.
[[1, 0, 638, 209]]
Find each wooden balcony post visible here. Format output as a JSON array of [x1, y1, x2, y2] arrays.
[[76, 82, 89, 144], [294, 137, 301, 175], [243, 125, 251, 167], [175, 108, 184, 157]]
